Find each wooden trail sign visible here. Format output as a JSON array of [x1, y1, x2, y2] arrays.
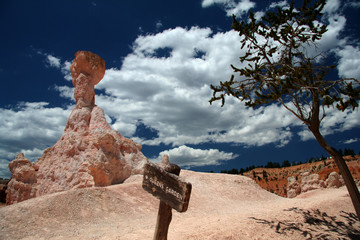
[[142, 157, 192, 240], [142, 161, 192, 213]]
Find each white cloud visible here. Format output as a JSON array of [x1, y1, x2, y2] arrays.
[[152, 145, 238, 168], [298, 106, 360, 141], [297, 129, 314, 142], [54, 85, 74, 101], [337, 45, 360, 79], [321, 107, 360, 134], [323, 0, 341, 14], [213, 104, 298, 147], [254, 11, 265, 20], [94, 26, 303, 148], [343, 138, 359, 144], [269, 0, 288, 9], [0, 102, 71, 149], [227, 0, 255, 16], [46, 55, 61, 68], [19, 148, 45, 161], [201, 0, 227, 8], [0, 102, 71, 177], [61, 60, 73, 81], [78, 25, 358, 150], [202, 0, 255, 17], [318, 1, 360, 81], [319, 15, 347, 51], [42, 52, 72, 81]]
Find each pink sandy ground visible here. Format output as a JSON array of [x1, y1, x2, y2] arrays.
[[1, 170, 359, 240]]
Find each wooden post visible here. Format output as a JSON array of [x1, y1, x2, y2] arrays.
[[142, 155, 191, 240], [153, 156, 180, 240], [153, 196, 174, 240]]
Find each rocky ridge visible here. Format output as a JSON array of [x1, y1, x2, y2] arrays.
[[243, 155, 360, 198], [6, 51, 148, 204]]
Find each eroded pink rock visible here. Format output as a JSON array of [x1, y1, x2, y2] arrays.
[[325, 172, 344, 188], [6, 153, 37, 204], [300, 172, 325, 193], [70, 51, 105, 86], [286, 176, 300, 198], [287, 171, 346, 198], [6, 51, 148, 204]]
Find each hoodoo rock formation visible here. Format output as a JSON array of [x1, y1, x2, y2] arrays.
[[6, 51, 148, 204], [6, 153, 37, 203], [287, 171, 345, 198]]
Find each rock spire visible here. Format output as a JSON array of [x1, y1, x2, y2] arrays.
[[6, 51, 148, 204]]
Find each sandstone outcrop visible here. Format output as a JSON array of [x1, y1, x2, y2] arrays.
[[325, 171, 344, 188], [287, 171, 345, 198], [240, 156, 359, 197], [286, 176, 300, 198], [300, 172, 326, 193], [6, 51, 148, 204], [6, 153, 37, 204]]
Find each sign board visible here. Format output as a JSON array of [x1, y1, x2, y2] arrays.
[[142, 162, 192, 213]]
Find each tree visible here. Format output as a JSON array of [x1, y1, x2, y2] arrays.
[[209, 0, 360, 219], [265, 161, 281, 168], [262, 170, 268, 181], [282, 160, 291, 168], [344, 148, 356, 157], [265, 161, 274, 168], [338, 148, 344, 156]]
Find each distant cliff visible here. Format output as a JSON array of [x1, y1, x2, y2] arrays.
[[242, 155, 360, 197]]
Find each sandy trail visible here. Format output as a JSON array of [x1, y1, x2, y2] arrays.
[[1, 171, 359, 240]]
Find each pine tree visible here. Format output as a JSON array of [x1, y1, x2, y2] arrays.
[[210, 0, 360, 219]]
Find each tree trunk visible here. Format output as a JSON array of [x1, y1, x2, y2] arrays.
[[310, 127, 360, 220]]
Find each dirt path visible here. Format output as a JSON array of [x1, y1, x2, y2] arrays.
[[1, 171, 359, 240]]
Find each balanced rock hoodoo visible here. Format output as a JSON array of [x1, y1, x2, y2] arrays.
[[6, 51, 148, 204]]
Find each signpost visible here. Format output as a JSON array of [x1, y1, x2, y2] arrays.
[[142, 156, 192, 240]]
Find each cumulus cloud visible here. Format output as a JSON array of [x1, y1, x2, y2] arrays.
[[1, 1, 359, 177], [152, 145, 238, 168], [319, 15, 347, 52], [318, 1, 360, 80], [297, 106, 360, 141], [54, 85, 75, 101], [96, 22, 359, 148], [202, 0, 255, 17], [321, 107, 360, 133], [323, 0, 341, 14], [0, 102, 71, 177], [93, 26, 303, 149], [49, 22, 359, 152], [337, 45, 360, 79]]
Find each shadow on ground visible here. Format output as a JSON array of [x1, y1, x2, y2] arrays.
[[250, 207, 360, 239]]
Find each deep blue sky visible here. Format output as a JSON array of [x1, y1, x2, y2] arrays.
[[0, 0, 359, 178]]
